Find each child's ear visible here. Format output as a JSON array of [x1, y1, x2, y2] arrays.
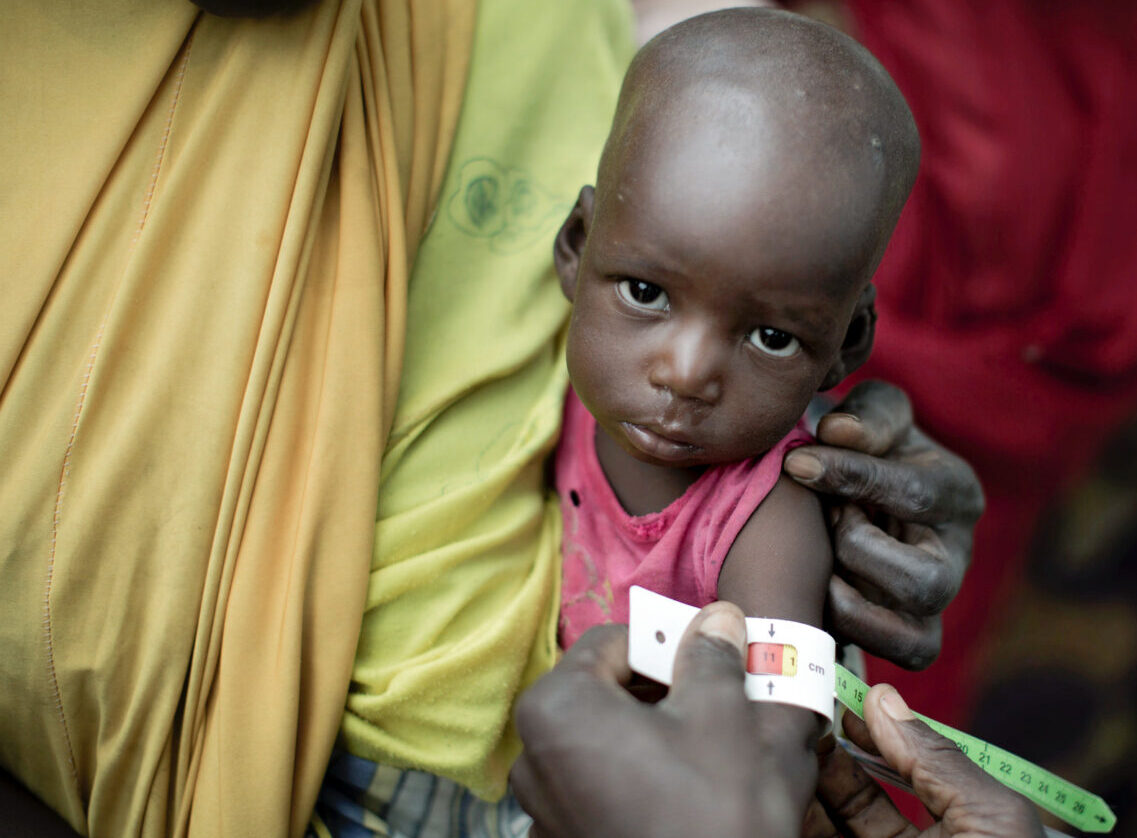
[[553, 186, 595, 301], [819, 284, 877, 391]]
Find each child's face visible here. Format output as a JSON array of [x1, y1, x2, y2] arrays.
[[560, 116, 879, 469]]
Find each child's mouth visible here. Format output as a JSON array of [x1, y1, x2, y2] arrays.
[[621, 422, 701, 462]]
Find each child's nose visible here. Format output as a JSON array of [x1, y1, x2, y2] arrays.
[[649, 324, 724, 405]]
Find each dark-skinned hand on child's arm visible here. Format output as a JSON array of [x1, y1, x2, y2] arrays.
[[512, 603, 810, 838], [783, 380, 984, 669], [515, 606, 1041, 838], [803, 685, 1044, 838]]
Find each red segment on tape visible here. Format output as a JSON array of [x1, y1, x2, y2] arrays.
[[747, 643, 797, 676]]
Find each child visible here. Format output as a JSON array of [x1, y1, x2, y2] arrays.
[[553, 7, 918, 708]]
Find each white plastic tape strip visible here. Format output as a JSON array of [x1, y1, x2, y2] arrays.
[[627, 586, 836, 721]]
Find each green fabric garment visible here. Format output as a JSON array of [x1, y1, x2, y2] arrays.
[[341, 0, 635, 801]]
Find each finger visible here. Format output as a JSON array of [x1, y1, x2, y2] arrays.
[[514, 625, 634, 747], [666, 601, 747, 709], [815, 721, 920, 838], [509, 757, 551, 835], [817, 380, 913, 456], [827, 575, 941, 670], [839, 710, 879, 757], [786, 447, 955, 524], [802, 796, 840, 838], [512, 630, 638, 838], [510, 731, 572, 838], [510, 759, 578, 838], [830, 505, 959, 617], [556, 623, 635, 685], [863, 685, 1033, 826]]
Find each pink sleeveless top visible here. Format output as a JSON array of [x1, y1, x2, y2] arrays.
[[555, 389, 812, 648]]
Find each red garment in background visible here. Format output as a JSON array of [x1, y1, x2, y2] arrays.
[[842, 0, 1137, 728]]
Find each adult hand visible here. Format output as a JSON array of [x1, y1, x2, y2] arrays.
[[512, 603, 815, 838], [805, 684, 1044, 838], [784, 380, 984, 669]]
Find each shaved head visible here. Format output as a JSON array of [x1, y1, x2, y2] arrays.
[[598, 8, 919, 277]]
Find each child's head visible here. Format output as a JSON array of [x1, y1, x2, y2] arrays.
[[554, 8, 919, 468]]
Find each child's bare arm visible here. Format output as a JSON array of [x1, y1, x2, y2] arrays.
[[715, 473, 834, 820], [718, 472, 833, 628]]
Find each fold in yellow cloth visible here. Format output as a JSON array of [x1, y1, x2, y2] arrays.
[[0, 2, 473, 835]]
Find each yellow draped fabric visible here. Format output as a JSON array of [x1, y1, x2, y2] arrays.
[[0, 2, 474, 836]]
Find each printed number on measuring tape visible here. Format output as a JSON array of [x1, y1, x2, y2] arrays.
[[833, 664, 1116, 833], [626, 586, 1117, 834]]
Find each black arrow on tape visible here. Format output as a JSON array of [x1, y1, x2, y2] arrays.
[[767, 681, 774, 695], [768, 622, 775, 638]]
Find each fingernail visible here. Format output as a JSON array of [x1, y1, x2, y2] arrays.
[[879, 686, 916, 721], [698, 605, 746, 653], [785, 453, 823, 481], [829, 412, 861, 425]]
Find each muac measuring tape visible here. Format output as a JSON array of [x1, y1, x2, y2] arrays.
[[627, 587, 1117, 834]]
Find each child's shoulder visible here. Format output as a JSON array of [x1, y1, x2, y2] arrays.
[[718, 471, 832, 624], [742, 472, 830, 559]]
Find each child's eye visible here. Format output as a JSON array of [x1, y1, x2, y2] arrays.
[[748, 326, 800, 358], [616, 279, 669, 311]]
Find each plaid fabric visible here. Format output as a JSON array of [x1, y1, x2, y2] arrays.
[[309, 752, 532, 838]]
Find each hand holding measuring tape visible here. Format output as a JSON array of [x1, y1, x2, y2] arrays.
[[513, 605, 816, 838], [806, 687, 1047, 838], [515, 599, 1078, 838], [627, 587, 1115, 835]]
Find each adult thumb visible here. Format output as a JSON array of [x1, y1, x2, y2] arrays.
[[666, 601, 748, 706], [862, 685, 1014, 824]]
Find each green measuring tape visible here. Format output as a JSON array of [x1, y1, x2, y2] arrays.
[[834, 663, 1116, 833]]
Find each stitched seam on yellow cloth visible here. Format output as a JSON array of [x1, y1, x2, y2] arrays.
[[43, 27, 196, 803], [0, 2, 473, 835]]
